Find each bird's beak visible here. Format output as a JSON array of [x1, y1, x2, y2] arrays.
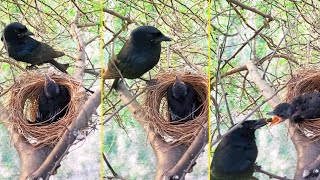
[[174, 76, 184, 85], [252, 119, 268, 130], [44, 74, 54, 84], [155, 35, 171, 43], [266, 111, 285, 125], [20, 30, 34, 37], [1, 36, 3, 42], [269, 116, 285, 125]]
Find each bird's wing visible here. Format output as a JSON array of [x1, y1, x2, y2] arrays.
[[186, 83, 201, 118], [169, 107, 178, 121], [166, 85, 179, 122], [13, 39, 39, 61], [104, 56, 122, 79], [238, 160, 254, 172], [36, 91, 49, 122], [23, 40, 63, 64]]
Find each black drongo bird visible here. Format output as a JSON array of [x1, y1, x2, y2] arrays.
[[1, 22, 69, 73], [35, 74, 70, 125], [211, 119, 268, 180], [166, 77, 200, 123], [103, 26, 171, 83], [267, 92, 320, 124]]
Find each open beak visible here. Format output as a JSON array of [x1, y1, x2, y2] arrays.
[[252, 119, 268, 130], [155, 35, 171, 42], [266, 111, 285, 125], [269, 116, 285, 125], [20, 30, 34, 37]]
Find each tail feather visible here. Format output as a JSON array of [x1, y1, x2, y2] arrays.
[[54, 51, 65, 58], [50, 60, 69, 73]]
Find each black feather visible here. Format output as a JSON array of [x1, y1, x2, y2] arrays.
[[35, 75, 70, 125], [2, 22, 68, 73], [166, 77, 200, 124], [104, 26, 171, 82], [211, 120, 267, 180]]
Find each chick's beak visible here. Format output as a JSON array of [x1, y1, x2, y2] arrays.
[[269, 116, 284, 126]]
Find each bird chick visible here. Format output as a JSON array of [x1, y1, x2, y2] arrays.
[[1, 22, 69, 73], [35, 74, 70, 125], [103, 26, 171, 85], [267, 92, 320, 124], [211, 119, 268, 180], [167, 76, 200, 124]]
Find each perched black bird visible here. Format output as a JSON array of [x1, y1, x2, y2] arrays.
[[35, 74, 70, 125], [267, 92, 320, 124], [166, 77, 200, 123], [211, 120, 268, 180], [103, 26, 171, 83], [1, 22, 69, 73]]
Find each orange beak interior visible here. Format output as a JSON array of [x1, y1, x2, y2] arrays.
[[269, 116, 284, 126]]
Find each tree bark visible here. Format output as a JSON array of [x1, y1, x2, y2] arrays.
[[246, 60, 320, 180]]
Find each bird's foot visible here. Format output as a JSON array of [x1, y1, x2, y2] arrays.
[[253, 164, 262, 170], [26, 65, 38, 70], [303, 155, 320, 178]]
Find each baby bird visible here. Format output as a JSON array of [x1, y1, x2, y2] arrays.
[[267, 92, 320, 124], [35, 74, 70, 125], [166, 77, 200, 124]]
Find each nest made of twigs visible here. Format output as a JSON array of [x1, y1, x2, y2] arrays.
[[7, 71, 86, 147], [144, 72, 208, 146], [285, 66, 320, 139]]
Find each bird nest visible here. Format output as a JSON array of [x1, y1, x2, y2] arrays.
[[7, 71, 86, 147], [144, 72, 208, 146], [285, 66, 320, 139]]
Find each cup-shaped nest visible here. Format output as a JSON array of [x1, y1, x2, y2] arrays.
[[144, 72, 208, 146], [7, 71, 86, 147], [285, 66, 320, 139]]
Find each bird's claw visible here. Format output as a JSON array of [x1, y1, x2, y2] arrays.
[[26, 65, 37, 70]]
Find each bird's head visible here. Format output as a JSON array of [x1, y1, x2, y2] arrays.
[[267, 103, 294, 125], [130, 26, 171, 45], [44, 74, 60, 98], [2, 22, 34, 43], [172, 76, 187, 100], [233, 119, 268, 138]]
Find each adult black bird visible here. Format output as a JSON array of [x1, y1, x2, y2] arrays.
[[166, 76, 200, 124], [1, 22, 69, 73], [35, 74, 70, 125], [103, 26, 171, 84], [211, 119, 268, 180], [267, 92, 320, 124]]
